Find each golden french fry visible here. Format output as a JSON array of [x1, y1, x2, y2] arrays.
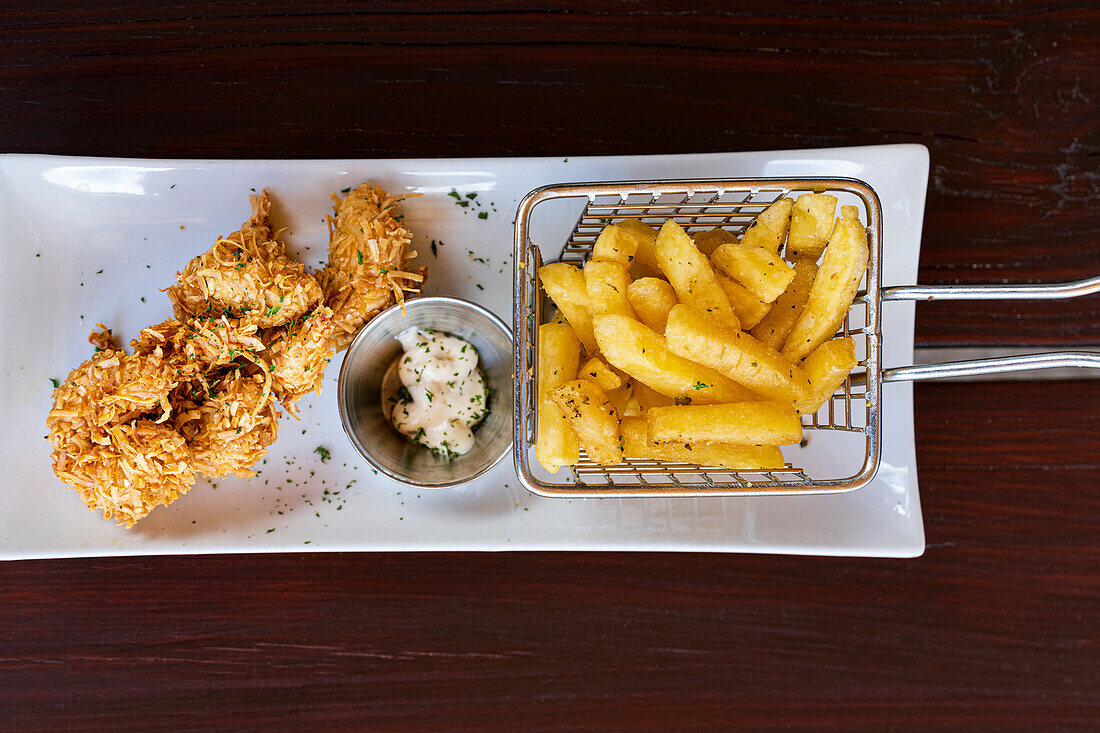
[[593, 315, 759, 405], [750, 257, 818, 350], [608, 383, 641, 417], [782, 206, 869, 362], [740, 198, 793, 253], [578, 356, 622, 392], [538, 262, 598, 355], [591, 224, 638, 267], [654, 220, 737, 321], [631, 378, 675, 410], [626, 277, 679, 333], [647, 403, 803, 446], [584, 260, 637, 319], [787, 193, 837, 259], [692, 227, 737, 256], [664, 304, 810, 403], [548, 379, 623, 466], [710, 242, 796, 303], [535, 323, 581, 473], [795, 337, 858, 415], [617, 218, 662, 279], [714, 271, 771, 329], [620, 417, 786, 470]]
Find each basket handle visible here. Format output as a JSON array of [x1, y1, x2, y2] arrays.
[[881, 274, 1100, 301], [883, 352, 1100, 383], [878, 274, 1100, 381]]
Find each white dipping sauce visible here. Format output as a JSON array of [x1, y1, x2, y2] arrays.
[[389, 327, 488, 458]]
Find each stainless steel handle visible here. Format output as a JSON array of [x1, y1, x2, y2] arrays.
[[882, 274, 1100, 301], [883, 352, 1100, 383], [882, 274, 1099, 381]]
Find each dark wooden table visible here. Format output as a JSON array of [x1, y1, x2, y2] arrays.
[[2, 3, 1097, 729]]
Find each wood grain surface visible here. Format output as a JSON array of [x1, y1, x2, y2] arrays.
[[1, 2, 1097, 730]]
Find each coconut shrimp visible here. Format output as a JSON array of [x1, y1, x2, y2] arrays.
[[177, 369, 280, 479], [46, 348, 194, 526], [166, 191, 323, 329], [265, 304, 336, 408], [319, 183, 424, 351]]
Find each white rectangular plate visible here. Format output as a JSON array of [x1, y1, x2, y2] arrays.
[[0, 145, 928, 559]]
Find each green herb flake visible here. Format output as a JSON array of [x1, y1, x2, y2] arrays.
[[477, 211, 488, 220], [314, 446, 331, 463], [357, 250, 364, 265], [49, 378, 60, 388]]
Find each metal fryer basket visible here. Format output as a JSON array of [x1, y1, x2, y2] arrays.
[[512, 178, 1100, 499]]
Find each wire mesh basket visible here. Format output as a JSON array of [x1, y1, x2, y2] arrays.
[[511, 178, 1100, 499]]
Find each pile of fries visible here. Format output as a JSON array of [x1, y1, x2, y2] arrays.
[[534, 194, 868, 472]]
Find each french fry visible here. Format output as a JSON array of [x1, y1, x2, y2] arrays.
[[692, 227, 737, 256], [584, 260, 637, 319], [548, 379, 623, 466], [646, 403, 803, 446], [710, 242, 795, 303], [626, 277, 679, 333], [739, 198, 793, 253], [714, 271, 771, 329], [631, 378, 675, 410], [535, 323, 581, 473], [608, 383, 641, 417], [654, 220, 738, 321], [617, 218, 662, 279], [591, 224, 637, 267], [578, 356, 622, 392], [593, 315, 760, 405], [782, 205, 869, 362], [538, 262, 598, 355], [621, 417, 786, 470], [750, 257, 818, 350], [664, 304, 810, 403], [787, 193, 837, 259], [795, 337, 858, 415]]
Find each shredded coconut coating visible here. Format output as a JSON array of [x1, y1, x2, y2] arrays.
[[266, 304, 336, 408], [321, 183, 424, 351], [133, 316, 267, 378], [88, 323, 120, 352], [47, 349, 181, 438], [166, 191, 322, 329], [50, 419, 196, 527], [183, 370, 280, 479]]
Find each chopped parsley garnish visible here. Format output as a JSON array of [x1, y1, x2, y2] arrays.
[[356, 250, 364, 265], [314, 446, 331, 463], [341, 187, 351, 193], [477, 211, 487, 220], [693, 381, 709, 390], [49, 378, 60, 388]]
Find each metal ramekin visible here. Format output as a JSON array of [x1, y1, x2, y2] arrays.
[[338, 296, 513, 488]]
